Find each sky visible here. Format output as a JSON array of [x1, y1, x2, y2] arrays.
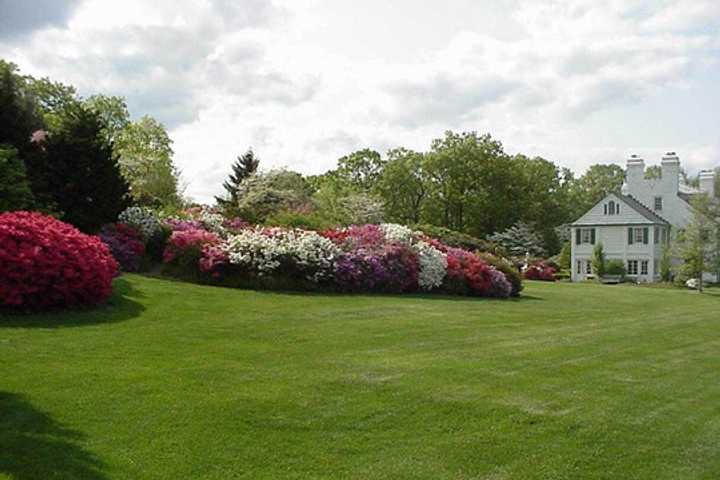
[[1, 0, 719, 202]]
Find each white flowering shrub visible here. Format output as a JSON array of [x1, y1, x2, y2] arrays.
[[198, 208, 227, 236], [415, 241, 447, 290], [225, 227, 340, 282], [118, 207, 162, 239], [380, 223, 418, 244]]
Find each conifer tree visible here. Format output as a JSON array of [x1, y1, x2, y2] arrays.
[[216, 149, 260, 210]]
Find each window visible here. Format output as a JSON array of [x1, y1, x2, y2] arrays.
[[627, 260, 639, 275], [654, 196, 663, 211], [576, 228, 595, 245], [576, 260, 583, 274], [586, 261, 592, 274], [605, 201, 620, 216], [609, 201, 615, 215], [641, 260, 649, 275], [628, 227, 649, 245], [661, 228, 667, 244], [654, 227, 659, 244]]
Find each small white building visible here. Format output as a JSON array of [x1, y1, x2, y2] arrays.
[[571, 152, 717, 282]]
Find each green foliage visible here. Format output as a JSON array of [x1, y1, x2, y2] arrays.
[[660, 245, 673, 282], [567, 164, 625, 221], [672, 195, 720, 292], [0, 60, 43, 152], [489, 222, 546, 258], [415, 224, 500, 253], [376, 148, 428, 225], [644, 165, 662, 180], [605, 259, 626, 277], [84, 94, 131, 142], [114, 116, 181, 208], [558, 241, 571, 270], [335, 148, 385, 192], [24, 104, 130, 232], [591, 243, 606, 278], [216, 149, 260, 212], [0, 146, 35, 212]]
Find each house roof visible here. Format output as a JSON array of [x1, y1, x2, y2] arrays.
[[617, 194, 670, 225], [571, 192, 670, 226]]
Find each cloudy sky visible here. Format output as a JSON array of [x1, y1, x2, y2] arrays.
[[1, 0, 719, 202]]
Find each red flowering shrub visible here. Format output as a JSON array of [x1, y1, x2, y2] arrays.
[[444, 248, 511, 298], [524, 262, 556, 281], [0, 211, 118, 309]]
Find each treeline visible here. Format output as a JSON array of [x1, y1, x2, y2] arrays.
[[0, 60, 183, 232], [216, 134, 627, 255]]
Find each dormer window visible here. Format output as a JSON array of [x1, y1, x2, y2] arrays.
[[654, 196, 663, 211], [604, 200, 620, 215]]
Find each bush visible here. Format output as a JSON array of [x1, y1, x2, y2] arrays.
[[444, 248, 512, 298], [163, 228, 221, 275], [118, 207, 162, 239], [591, 243, 606, 278], [99, 223, 145, 272], [477, 252, 523, 297], [524, 262, 556, 281], [604, 260, 626, 277], [265, 209, 333, 231], [415, 224, 500, 254], [0, 211, 118, 309]]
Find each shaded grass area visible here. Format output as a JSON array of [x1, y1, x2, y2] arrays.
[[2, 275, 720, 479]]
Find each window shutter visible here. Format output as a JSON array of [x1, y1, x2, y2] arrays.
[[576, 228, 581, 245], [604, 204, 607, 215], [628, 227, 633, 245], [590, 229, 596, 245], [643, 227, 649, 244]]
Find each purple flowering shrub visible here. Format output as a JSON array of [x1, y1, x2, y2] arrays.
[[99, 223, 146, 272]]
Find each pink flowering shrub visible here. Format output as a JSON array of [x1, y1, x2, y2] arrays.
[[444, 248, 511, 298], [0, 211, 118, 309], [163, 228, 221, 266], [524, 262, 556, 281]]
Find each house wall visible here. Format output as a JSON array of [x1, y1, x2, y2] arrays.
[[571, 225, 665, 282]]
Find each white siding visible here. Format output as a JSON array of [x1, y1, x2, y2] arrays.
[[573, 194, 654, 226]]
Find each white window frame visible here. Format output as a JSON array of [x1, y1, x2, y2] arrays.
[[576, 260, 582, 274], [586, 261, 592, 274], [581, 228, 593, 244], [641, 260, 649, 275], [627, 260, 639, 276]]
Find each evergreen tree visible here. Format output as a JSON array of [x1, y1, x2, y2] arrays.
[[216, 149, 260, 210], [591, 242, 606, 278], [0, 146, 35, 212], [25, 104, 130, 232], [488, 222, 547, 258]]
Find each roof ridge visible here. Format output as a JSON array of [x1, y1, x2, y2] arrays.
[[618, 193, 669, 224]]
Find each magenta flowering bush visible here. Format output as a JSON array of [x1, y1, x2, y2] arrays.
[[99, 223, 145, 272], [163, 228, 221, 267]]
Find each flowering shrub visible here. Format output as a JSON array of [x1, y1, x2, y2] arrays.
[[0, 211, 118, 309], [99, 223, 145, 272], [334, 244, 419, 293], [444, 248, 511, 298], [164, 218, 203, 232], [225, 228, 340, 282], [524, 262, 556, 281], [380, 223, 417, 244], [415, 241, 447, 290], [118, 207, 162, 239], [163, 228, 221, 267]]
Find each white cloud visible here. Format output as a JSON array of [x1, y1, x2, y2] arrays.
[[1, 0, 718, 202]]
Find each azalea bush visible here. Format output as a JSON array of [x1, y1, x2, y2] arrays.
[[99, 223, 145, 272], [163, 228, 221, 273], [524, 261, 556, 281], [0, 211, 118, 309], [118, 207, 162, 239]]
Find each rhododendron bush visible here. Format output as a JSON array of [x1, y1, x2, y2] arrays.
[[523, 261, 556, 281], [99, 223, 145, 272], [0, 212, 118, 309], [155, 221, 519, 298]]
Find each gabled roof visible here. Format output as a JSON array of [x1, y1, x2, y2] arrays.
[[618, 194, 669, 224], [571, 192, 669, 226]]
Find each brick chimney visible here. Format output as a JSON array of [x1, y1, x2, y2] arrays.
[[699, 170, 716, 198], [661, 152, 680, 193]]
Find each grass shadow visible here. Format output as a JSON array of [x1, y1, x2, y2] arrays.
[[0, 391, 108, 480], [0, 277, 146, 328]]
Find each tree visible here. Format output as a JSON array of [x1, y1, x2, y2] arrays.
[[558, 241, 571, 270], [567, 164, 625, 221], [236, 170, 311, 223], [84, 94, 131, 143], [672, 194, 719, 292], [24, 104, 130, 232], [489, 222, 546, 258], [645, 165, 662, 180], [0, 60, 42, 152], [114, 116, 181, 207], [591, 243, 606, 278], [659, 244, 672, 283], [0, 146, 35, 212], [376, 148, 428, 224], [216, 149, 259, 211], [335, 149, 385, 192]]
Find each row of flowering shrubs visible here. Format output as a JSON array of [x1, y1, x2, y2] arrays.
[[0, 212, 118, 309], [158, 218, 522, 298]]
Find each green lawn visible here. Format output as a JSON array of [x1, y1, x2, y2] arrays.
[[2, 276, 720, 479]]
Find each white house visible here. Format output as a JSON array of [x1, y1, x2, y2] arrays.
[[570, 152, 717, 282]]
